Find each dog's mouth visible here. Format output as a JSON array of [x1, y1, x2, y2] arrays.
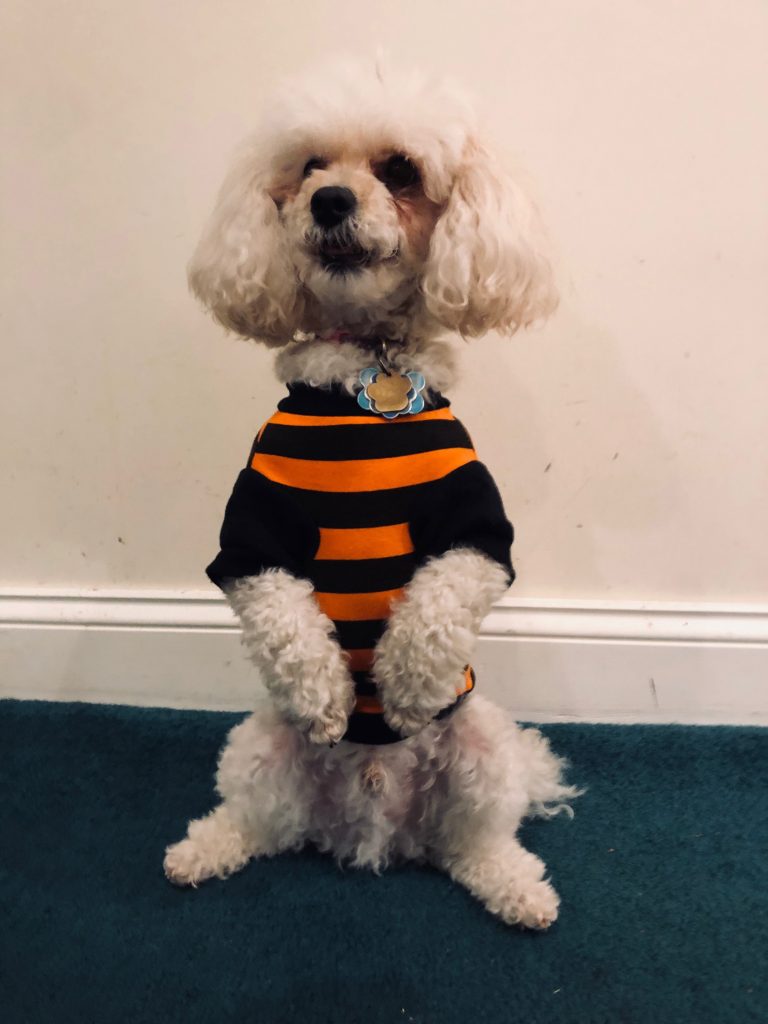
[[315, 240, 374, 274]]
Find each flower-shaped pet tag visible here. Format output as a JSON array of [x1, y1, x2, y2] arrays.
[[357, 367, 426, 418]]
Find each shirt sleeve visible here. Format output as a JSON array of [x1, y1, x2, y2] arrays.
[[206, 464, 319, 591], [409, 460, 515, 583]]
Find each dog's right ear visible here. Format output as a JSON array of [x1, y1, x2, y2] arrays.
[[188, 143, 301, 345]]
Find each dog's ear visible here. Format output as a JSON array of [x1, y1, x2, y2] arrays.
[[188, 144, 301, 344], [422, 140, 557, 337]]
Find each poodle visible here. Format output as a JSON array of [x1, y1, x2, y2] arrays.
[[164, 58, 578, 929]]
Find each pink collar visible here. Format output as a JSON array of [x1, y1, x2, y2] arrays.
[[325, 329, 356, 344]]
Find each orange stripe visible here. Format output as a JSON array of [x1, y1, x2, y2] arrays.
[[458, 665, 475, 697], [354, 666, 474, 717], [355, 695, 384, 714], [267, 408, 455, 428], [314, 589, 404, 621], [346, 649, 374, 672], [252, 448, 475, 493], [316, 524, 413, 560]]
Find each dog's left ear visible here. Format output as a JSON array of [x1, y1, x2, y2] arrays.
[[422, 140, 557, 337]]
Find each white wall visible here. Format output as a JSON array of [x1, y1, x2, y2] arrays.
[[2, 0, 767, 606]]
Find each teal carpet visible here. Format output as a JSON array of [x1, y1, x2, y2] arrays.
[[1, 700, 766, 1024]]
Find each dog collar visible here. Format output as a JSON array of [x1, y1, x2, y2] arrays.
[[356, 340, 426, 419], [296, 331, 427, 418], [319, 328, 385, 346]]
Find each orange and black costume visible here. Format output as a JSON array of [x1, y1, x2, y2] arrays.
[[207, 383, 514, 743]]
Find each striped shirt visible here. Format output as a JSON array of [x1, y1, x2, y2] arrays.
[[207, 383, 514, 743]]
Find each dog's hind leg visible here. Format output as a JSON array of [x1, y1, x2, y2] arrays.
[[437, 833, 560, 929], [426, 695, 574, 929], [163, 702, 313, 886], [164, 803, 258, 886]]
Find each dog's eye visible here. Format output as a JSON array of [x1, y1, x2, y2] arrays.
[[376, 154, 420, 191], [302, 156, 327, 178]]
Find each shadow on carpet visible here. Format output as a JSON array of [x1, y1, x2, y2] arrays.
[[1, 699, 766, 1024]]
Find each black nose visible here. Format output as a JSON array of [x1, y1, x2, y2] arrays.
[[311, 186, 357, 229]]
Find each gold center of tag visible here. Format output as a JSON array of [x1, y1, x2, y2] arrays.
[[367, 372, 412, 413]]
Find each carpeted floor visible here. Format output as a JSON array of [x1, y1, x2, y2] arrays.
[[1, 700, 766, 1024]]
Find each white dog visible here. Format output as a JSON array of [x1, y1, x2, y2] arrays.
[[164, 60, 578, 929]]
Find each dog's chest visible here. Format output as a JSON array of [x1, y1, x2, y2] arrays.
[[251, 386, 476, 671]]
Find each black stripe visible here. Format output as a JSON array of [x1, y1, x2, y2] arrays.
[[351, 672, 378, 696], [309, 553, 416, 594], [334, 620, 387, 650], [434, 683, 474, 721], [257, 419, 472, 461], [273, 476, 446, 529], [342, 676, 477, 744], [279, 383, 450, 417], [343, 712, 404, 744]]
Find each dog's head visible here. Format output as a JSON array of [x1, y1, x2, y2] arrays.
[[189, 60, 557, 346]]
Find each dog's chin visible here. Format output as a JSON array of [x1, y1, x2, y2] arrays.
[[297, 245, 415, 322]]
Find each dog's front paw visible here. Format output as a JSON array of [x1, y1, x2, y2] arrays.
[[304, 699, 350, 745], [381, 699, 437, 737], [374, 633, 466, 738], [372, 589, 473, 738]]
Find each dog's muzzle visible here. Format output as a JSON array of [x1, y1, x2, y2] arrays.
[[308, 187, 385, 274]]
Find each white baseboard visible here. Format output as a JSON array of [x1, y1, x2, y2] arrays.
[[1, 589, 767, 724]]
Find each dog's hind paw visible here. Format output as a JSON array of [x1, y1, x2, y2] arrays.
[[506, 879, 560, 930], [163, 839, 215, 887], [163, 806, 254, 887]]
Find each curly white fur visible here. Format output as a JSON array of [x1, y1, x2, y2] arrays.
[[168, 58, 577, 930], [165, 695, 579, 927], [423, 138, 557, 336], [225, 570, 354, 744], [373, 549, 510, 735], [274, 336, 459, 395], [188, 57, 556, 347]]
